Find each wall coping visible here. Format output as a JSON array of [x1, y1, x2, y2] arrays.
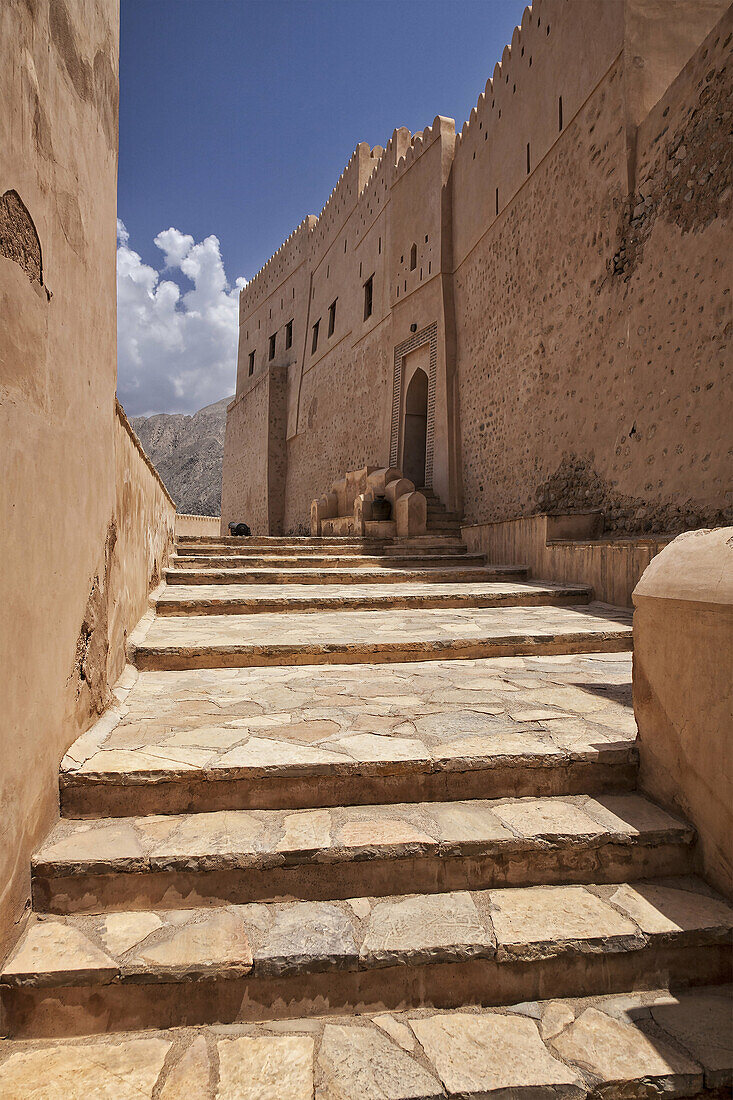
[[633, 527, 733, 606], [461, 513, 674, 549], [115, 398, 176, 509]]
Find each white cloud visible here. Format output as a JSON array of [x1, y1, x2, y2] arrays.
[[116, 219, 246, 416]]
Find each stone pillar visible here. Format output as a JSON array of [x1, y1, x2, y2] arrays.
[[395, 491, 428, 538], [633, 527, 733, 898]]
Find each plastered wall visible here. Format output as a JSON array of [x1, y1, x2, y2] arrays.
[[0, 0, 174, 961], [222, 0, 731, 539]]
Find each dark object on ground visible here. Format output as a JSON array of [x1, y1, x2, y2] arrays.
[[229, 522, 251, 537]]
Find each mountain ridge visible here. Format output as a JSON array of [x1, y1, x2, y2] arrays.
[[131, 395, 231, 516]]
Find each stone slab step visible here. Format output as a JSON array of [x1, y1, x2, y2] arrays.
[[178, 539, 467, 555], [171, 553, 481, 569], [164, 565, 524, 586], [153, 580, 592, 617], [176, 537, 386, 548], [131, 604, 633, 671], [177, 544, 400, 558], [1, 878, 730, 1037], [32, 794, 694, 914], [60, 737, 638, 819], [0, 986, 729, 1097], [60, 653, 638, 817]]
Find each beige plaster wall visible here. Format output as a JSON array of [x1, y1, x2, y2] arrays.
[[633, 528, 733, 898], [176, 514, 221, 537], [462, 515, 669, 608], [110, 404, 176, 686], [222, 381, 271, 534], [0, 0, 174, 962]]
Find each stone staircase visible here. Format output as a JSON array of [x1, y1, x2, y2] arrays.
[[0, 533, 730, 1096], [421, 488, 462, 537]]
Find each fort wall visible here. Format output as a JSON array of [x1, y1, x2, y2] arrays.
[[222, 0, 731, 539], [0, 0, 174, 960], [457, 2, 731, 533]]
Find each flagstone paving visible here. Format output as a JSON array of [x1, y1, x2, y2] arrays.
[[155, 578, 592, 614], [62, 652, 636, 774], [132, 603, 633, 670], [0, 986, 729, 1098], [1, 533, 730, 1092], [58, 653, 640, 814]]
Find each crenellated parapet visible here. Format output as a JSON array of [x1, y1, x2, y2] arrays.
[[353, 127, 411, 242], [454, 0, 556, 153], [393, 115, 455, 184], [240, 215, 317, 315]]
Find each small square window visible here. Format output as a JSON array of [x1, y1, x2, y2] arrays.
[[268, 332, 276, 360], [328, 298, 337, 337], [248, 350, 255, 376], [285, 319, 293, 349], [363, 275, 373, 320], [311, 319, 320, 354]]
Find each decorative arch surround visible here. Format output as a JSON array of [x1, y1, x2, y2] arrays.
[[389, 321, 437, 488], [0, 190, 43, 285]]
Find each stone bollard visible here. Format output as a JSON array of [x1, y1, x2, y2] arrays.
[[395, 490, 428, 537], [633, 526, 733, 898]]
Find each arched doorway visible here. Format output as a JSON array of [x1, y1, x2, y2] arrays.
[[402, 367, 428, 488]]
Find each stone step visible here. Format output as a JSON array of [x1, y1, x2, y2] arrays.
[[0, 985, 728, 1095], [60, 650, 638, 818], [176, 538, 466, 556], [1, 878, 730, 1038], [176, 537, 384, 548], [177, 545, 393, 558], [171, 553, 480, 569], [130, 603, 633, 672], [426, 507, 460, 519], [164, 564, 521, 586], [32, 794, 694, 915], [60, 733, 637, 819], [379, 537, 467, 552], [153, 580, 592, 617]]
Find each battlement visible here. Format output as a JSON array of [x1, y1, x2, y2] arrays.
[[394, 115, 455, 183], [240, 215, 316, 312], [239, 0, 582, 312], [238, 0, 724, 323], [354, 127, 411, 241], [455, 0, 563, 150]]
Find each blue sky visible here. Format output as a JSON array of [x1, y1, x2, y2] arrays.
[[117, 0, 527, 415]]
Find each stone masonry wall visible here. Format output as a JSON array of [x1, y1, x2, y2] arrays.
[[221, 377, 271, 534], [455, 9, 732, 535]]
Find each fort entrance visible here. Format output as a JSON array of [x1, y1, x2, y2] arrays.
[[402, 366, 428, 488]]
